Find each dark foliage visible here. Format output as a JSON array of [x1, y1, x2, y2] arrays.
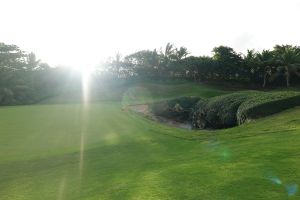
[[152, 92, 300, 129], [151, 96, 201, 122], [104, 43, 300, 87]]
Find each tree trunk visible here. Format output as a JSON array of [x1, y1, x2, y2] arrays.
[[263, 72, 268, 87], [285, 66, 290, 87], [285, 72, 290, 87], [263, 66, 272, 88]]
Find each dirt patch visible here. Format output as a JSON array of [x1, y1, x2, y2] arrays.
[[128, 104, 192, 130], [129, 104, 151, 115]]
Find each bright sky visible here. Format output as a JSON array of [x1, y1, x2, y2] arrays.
[[1, 0, 300, 68]]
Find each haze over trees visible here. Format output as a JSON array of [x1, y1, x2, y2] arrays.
[[105, 43, 300, 87], [1, 42, 300, 106], [0, 42, 81, 105]]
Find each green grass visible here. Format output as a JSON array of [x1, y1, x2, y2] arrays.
[[42, 81, 228, 105], [1, 81, 300, 199]]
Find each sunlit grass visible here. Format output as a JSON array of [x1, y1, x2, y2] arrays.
[[0, 82, 300, 199]]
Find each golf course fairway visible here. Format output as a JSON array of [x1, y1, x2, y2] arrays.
[[1, 82, 300, 200]]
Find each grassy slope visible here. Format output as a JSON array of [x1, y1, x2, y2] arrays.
[[0, 82, 300, 199], [42, 81, 228, 105]]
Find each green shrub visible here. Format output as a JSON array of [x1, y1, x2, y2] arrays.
[[237, 91, 300, 124], [192, 91, 300, 129], [150, 91, 300, 129], [192, 92, 251, 129], [151, 96, 201, 122], [0, 88, 16, 105]]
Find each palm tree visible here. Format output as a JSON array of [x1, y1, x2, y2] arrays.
[[274, 45, 300, 87], [158, 43, 177, 78], [256, 50, 276, 87], [26, 52, 41, 71], [175, 47, 189, 61], [112, 52, 122, 77], [162, 43, 176, 59], [244, 49, 259, 82]]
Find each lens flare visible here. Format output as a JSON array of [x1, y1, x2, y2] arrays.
[[79, 67, 91, 180], [266, 174, 298, 196], [57, 176, 66, 200], [220, 148, 230, 161], [121, 86, 153, 107], [269, 177, 282, 185], [79, 127, 85, 177], [81, 69, 91, 104], [285, 184, 298, 196]]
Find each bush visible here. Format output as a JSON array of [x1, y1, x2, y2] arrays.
[[151, 96, 201, 122], [192, 91, 300, 129], [192, 92, 252, 129], [0, 88, 16, 105], [151, 91, 300, 130], [237, 91, 300, 124]]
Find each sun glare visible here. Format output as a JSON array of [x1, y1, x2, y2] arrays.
[[78, 66, 93, 105], [77, 65, 93, 180]]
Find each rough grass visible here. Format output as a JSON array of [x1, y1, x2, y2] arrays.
[[1, 81, 300, 199]]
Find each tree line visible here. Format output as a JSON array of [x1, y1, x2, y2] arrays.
[[0, 42, 82, 105], [104, 43, 300, 87], [1, 41, 300, 105]]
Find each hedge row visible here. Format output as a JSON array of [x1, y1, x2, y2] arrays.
[[192, 92, 251, 129], [237, 91, 300, 124], [192, 91, 300, 129], [151, 91, 300, 129]]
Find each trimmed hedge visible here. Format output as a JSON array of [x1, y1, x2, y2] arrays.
[[150, 91, 300, 129], [192, 91, 300, 129], [237, 91, 300, 124], [192, 92, 251, 129]]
